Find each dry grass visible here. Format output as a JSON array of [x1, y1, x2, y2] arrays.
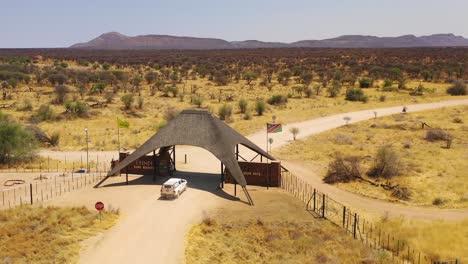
[[0, 205, 118, 263], [275, 105, 468, 208], [2, 60, 465, 152], [374, 217, 468, 262], [185, 190, 389, 264]]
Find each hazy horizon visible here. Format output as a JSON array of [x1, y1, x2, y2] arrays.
[[2, 0, 467, 48]]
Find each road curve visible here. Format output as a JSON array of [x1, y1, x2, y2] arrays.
[[254, 98, 468, 220]]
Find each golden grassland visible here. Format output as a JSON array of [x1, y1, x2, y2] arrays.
[[274, 105, 468, 208], [2, 64, 466, 151], [0, 206, 118, 264], [374, 216, 468, 262], [185, 190, 389, 264]]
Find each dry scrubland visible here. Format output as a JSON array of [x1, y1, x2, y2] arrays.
[[373, 216, 468, 262], [275, 105, 468, 208], [0, 206, 118, 263], [185, 190, 388, 264], [1, 58, 465, 152]]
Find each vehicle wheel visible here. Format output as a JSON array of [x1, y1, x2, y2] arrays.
[[176, 192, 179, 198]]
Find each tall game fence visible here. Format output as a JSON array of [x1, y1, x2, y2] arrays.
[[280, 170, 461, 264]]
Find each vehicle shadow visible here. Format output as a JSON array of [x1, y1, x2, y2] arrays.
[[98, 170, 241, 202]]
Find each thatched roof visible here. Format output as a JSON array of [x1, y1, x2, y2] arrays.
[[108, 109, 275, 186]]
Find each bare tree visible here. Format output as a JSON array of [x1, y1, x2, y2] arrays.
[[289, 127, 300, 140]]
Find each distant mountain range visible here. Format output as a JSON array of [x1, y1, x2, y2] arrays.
[[70, 32, 468, 50]]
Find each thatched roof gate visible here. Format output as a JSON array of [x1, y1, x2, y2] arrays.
[[108, 110, 274, 191]]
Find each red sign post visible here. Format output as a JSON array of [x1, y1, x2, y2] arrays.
[[95, 201, 104, 211], [95, 201, 104, 222]]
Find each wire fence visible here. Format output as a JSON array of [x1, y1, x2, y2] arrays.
[[0, 160, 110, 174], [0, 172, 106, 209], [280, 171, 461, 264]]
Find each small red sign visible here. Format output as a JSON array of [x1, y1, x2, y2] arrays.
[[95, 201, 104, 211]]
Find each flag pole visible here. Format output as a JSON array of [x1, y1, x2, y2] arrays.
[[266, 123, 269, 154], [117, 120, 120, 155]]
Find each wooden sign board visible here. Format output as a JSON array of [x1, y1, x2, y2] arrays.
[[224, 161, 281, 187]]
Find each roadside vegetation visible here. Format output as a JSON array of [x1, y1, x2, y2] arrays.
[[374, 215, 468, 262], [0, 206, 119, 263], [0, 49, 466, 154], [275, 105, 468, 208], [185, 190, 387, 263]]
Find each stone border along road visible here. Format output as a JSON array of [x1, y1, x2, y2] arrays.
[[40, 98, 468, 221]]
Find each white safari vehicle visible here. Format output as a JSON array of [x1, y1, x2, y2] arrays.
[[160, 178, 187, 199]]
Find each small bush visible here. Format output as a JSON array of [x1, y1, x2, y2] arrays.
[[36, 104, 56, 121], [324, 153, 362, 183], [368, 145, 403, 179], [255, 100, 266, 116], [359, 78, 372, 88], [121, 94, 134, 110], [136, 97, 144, 109], [218, 104, 233, 121], [327, 80, 342, 97], [243, 110, 252, 120], [425, 128, 451, 142], [446, 80, 467, 96], [304, 87, 313, 98], [383, 79, 393, 88], [191, 96, 203, 108], [452, 117, 463, 124], [54, 85, 69, 104], [379, 95, 386, 102], [345, 88, 368, 102], [65, 100, 89, 118], [49, 132, 60, 147], [391, 186, 411, 201], [18, 99, 33, 111], [238, 98, 248, 113], [432, 197, 445, 206], [267, 94, 288, 106], [335, 134, 353, 145]]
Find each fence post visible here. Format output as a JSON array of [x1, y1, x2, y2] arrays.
[[353, 213, 357, 239], [322, 193, 326, 218], [30, 184, 33, 205], [313, 189, 316, 211], [342, 206, 346, 227]]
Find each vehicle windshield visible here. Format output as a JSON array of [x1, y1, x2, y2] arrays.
[[163, 185, 173, 189]]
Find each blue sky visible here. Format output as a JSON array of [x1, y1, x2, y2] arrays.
[[1, 0, 467, 48]]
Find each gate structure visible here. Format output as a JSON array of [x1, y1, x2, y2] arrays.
[[99, 109, 277, 205]]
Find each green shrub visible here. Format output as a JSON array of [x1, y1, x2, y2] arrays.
[[238, 98, 248, 113], [191, 96, 203, 108], [345, 88, 368, 102], [49, 132, 60, 147], [359, 78, 372, 88], [368, 145, 403, 179], [36, 104, 56, 121], [446, 80, 467, 96], [65, 100, 89, 118], [0, 114, 37, 163], [218, 104, 233, 121], [267, 94, 288, 106], [121, 94, 134, 110], [327, 80, 342, 97], [255, 100, 266, 116], [383, 79, 393, 88]]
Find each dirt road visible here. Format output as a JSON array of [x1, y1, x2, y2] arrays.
[[38, 99, 468, 263]]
